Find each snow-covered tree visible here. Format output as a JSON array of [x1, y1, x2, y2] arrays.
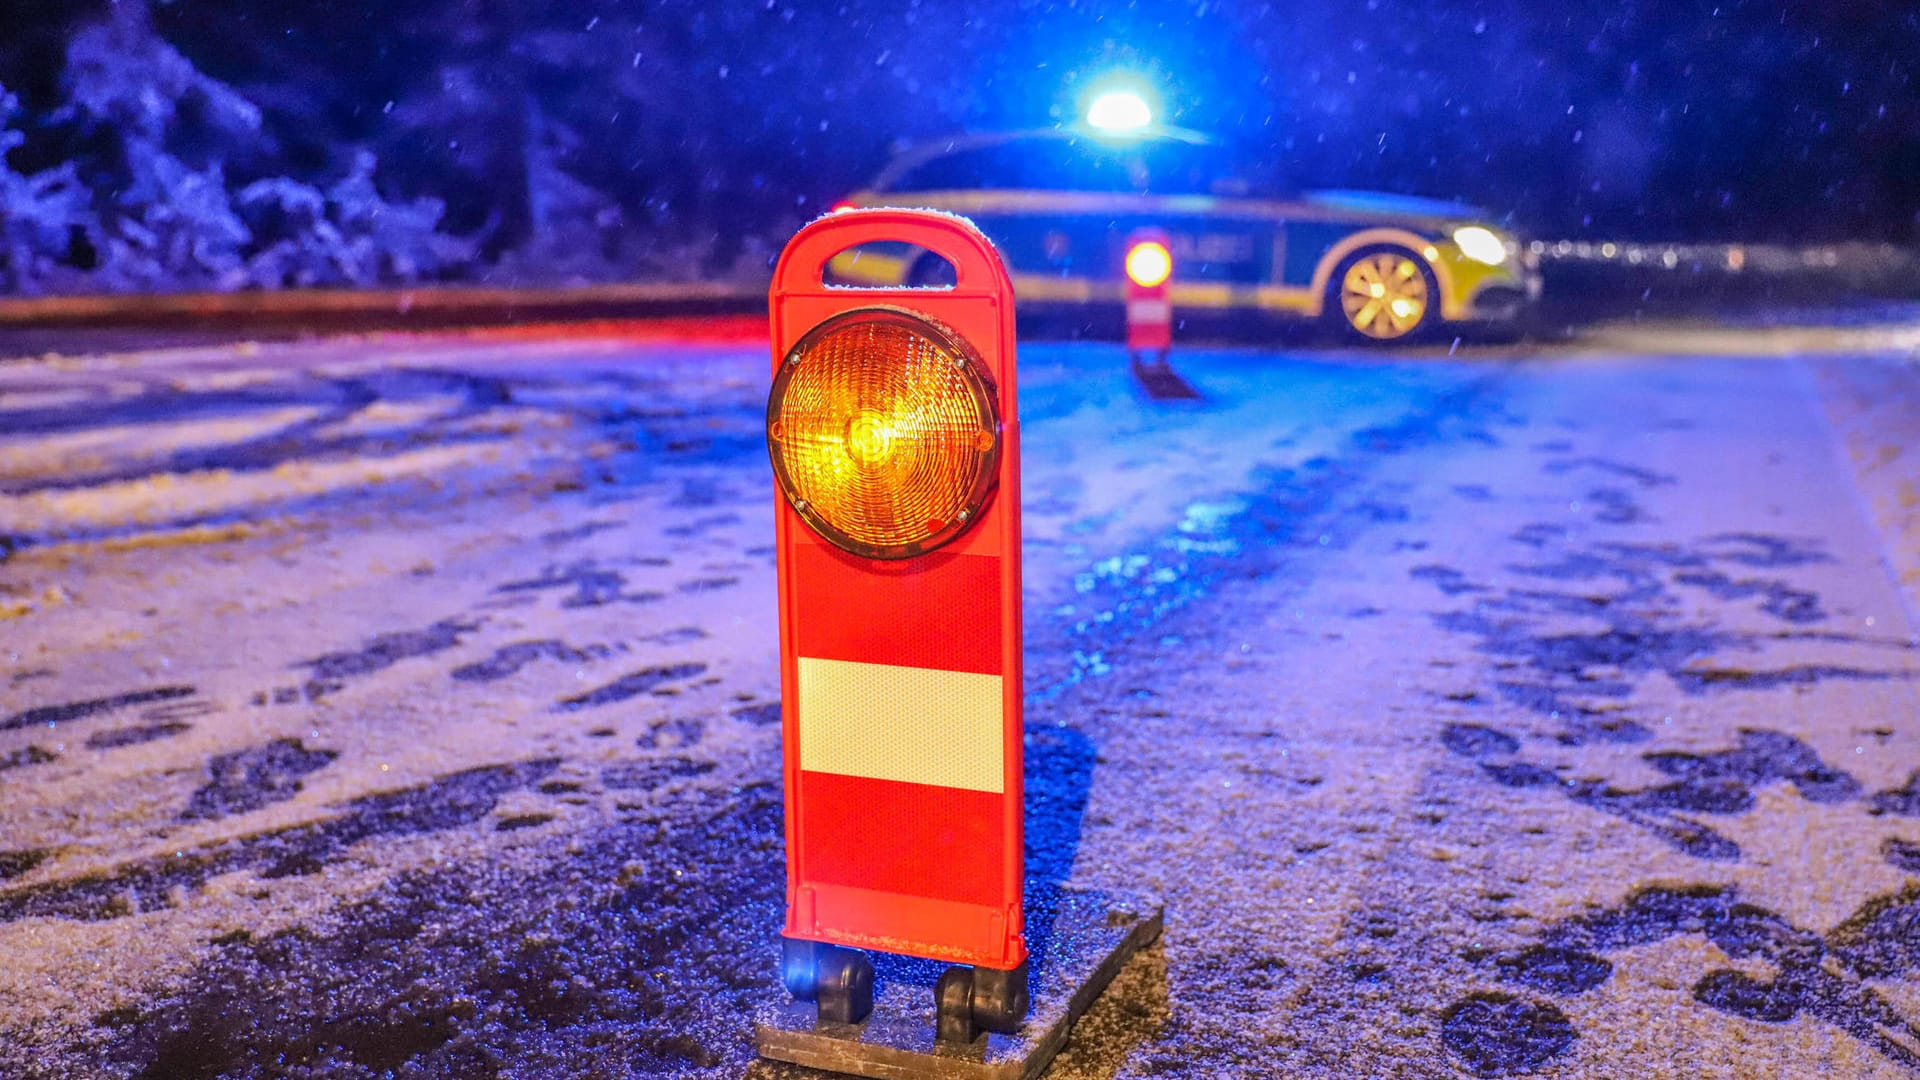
[[1, 2, 478, 294], [0, 83, 91, 294], [325, 152, 473, 286]]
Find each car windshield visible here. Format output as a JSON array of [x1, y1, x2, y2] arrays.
[[886, 135, 1270, 198]]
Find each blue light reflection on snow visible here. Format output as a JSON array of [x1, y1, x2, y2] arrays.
[[1024, 357, 1502, 705]]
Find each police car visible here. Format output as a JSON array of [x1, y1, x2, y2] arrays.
[[827, 126, 1541, 343]]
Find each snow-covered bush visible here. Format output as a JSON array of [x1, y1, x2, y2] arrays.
[[0, 9, 476, 295], [235, 176, 341, 288], [91, 154, 251, 292], [239, 154, 475, 288], [326, 152, 472, 286], [53, 10, 263, 291], [0, 85, 92, 295], [57, 12, 262, 151]]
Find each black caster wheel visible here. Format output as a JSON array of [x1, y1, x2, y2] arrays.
[[781, 936, 819, 1001], [817, 945, 874, 1025], [935, 960, 1030, 1043], [935, 966, 976, 1044], [972, 960, 1029, 1033], [781, 938, 874, 1025]]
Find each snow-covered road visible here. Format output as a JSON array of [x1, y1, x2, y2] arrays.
[[3, 322, 1919, 1078]]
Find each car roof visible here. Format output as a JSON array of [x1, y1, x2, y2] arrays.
[[867, 126, 1219, 192]]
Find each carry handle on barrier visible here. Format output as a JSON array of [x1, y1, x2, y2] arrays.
[[771, 208, 1015, 297]]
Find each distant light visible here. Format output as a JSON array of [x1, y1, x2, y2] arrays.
[[1088, 91, 1153, 133], [1453, 226, 1508, 266], [1125, 241, 1173, 287]]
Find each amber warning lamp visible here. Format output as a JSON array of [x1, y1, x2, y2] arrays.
[[763, 209, 1028, 1045], [768, 309, 1002, 561]]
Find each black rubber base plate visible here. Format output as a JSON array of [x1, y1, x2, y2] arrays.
[[753, 886, 1163, 1080], [1130, 357, 1203, 400]]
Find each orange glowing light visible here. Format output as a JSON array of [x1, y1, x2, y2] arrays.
[[767, 308, 1000, 560], [1125, 241, 1173, 288]]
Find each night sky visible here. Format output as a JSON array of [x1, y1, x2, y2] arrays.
[[1, 0, 1916, 291]]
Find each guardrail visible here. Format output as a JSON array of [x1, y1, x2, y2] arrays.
[[0, 280, 767, 330], [1532, 240, 1919, 285]]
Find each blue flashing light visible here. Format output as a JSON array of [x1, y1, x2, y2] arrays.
[[1086, 90, 1152, 133]]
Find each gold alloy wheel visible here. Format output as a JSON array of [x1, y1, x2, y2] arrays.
[[1339, 252, 1430, 340]]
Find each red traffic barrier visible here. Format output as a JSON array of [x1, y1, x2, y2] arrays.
[[1122, 228, 1200, 400], [1124, 228, 1174, 356], [765, 209, 1029, 1040]]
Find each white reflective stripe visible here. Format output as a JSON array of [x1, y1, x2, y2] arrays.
[[1127, 299, 1173, 324], [797, 657, 1004, 793]]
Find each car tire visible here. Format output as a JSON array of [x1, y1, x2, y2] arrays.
[[907, 251, 959, 288], [1325, 245, 1440, 345]]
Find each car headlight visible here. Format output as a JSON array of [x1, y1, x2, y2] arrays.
[[1452, 226, 1509, 266]]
